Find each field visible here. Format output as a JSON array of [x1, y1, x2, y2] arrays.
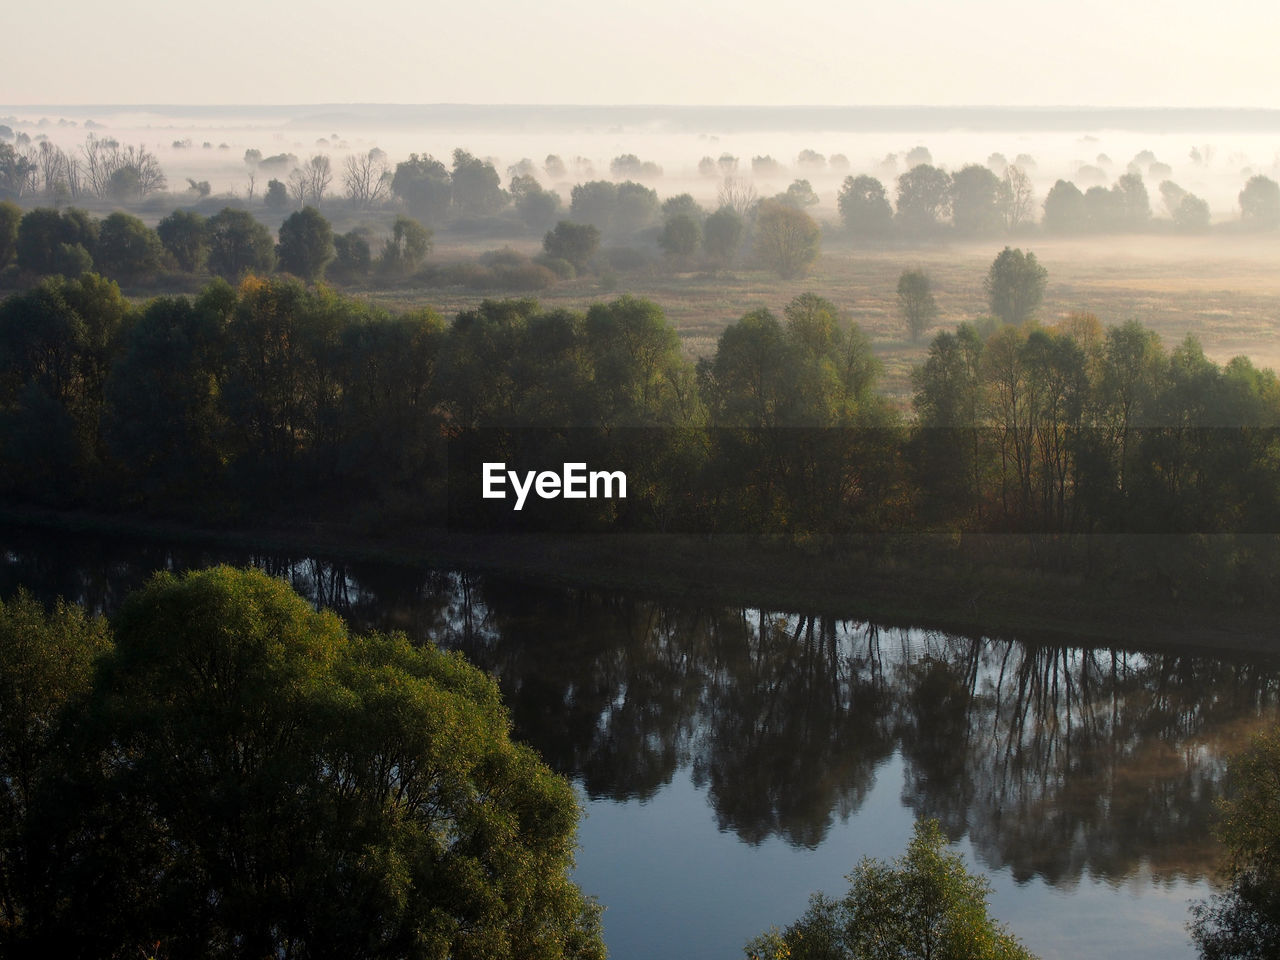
[[356, 229, 1280, 405]]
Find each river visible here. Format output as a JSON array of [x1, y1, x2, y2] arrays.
[[3, 524, 1275, 959]]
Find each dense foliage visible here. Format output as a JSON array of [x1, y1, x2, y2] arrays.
[[1192, 730, 1280, 959], [745, 819, 1037, 960], [0, 566, 604, 959], [3, 271, 1280, 595]]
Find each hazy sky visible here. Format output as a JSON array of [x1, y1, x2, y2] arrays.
[[5, 0, 1278, 106]]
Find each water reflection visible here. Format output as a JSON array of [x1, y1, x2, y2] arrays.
[[3, 526, 1276, 887]]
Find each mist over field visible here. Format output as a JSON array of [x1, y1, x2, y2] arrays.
[[3, 104, 1277, 216]]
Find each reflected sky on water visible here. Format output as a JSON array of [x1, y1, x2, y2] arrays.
[[4, 525, 1276, 959]]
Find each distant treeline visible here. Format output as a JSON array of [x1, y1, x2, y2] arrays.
[[4, 272, 1280, 576]]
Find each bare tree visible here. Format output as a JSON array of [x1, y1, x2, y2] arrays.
[[342, 150, 390, 208], [245, 171, 257, 201], [718, 176, 758, 218], [79, 134, 165, 198], [1001, 165, 1035, 231]]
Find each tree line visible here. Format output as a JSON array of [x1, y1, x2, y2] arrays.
[[838, 164, 1280, 240], [3, 264, 1280, 576]]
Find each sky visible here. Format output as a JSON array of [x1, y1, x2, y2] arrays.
[[3, 0, 1279, 107]]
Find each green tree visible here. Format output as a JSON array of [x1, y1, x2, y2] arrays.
[[21, 566, 606, 960], [263, 177, 289, 211], [206, 208, 276, 279], [377, 215, 432, 277], [984, 247, 1047, 326], [329, 229, 372, 284], [1114, 172, 1151, 229], [753, 200, 820, 279], [703, 205, 744, 268], [1042, 179, 1086, 233], [898, 268, 938, 341], [659, 212, 702, 263], [451, 148, 507, 216], [837, 174, 893, 239], [94, 211, 163, 283], [0, 200, 20, 270], [276, 205, 335, 282], [951, 164, 1006, 237], [391, 153, 452, 223], [1191, 729, 1280, 959], [543, 220, 600, 271], [745, 819, 1038, 960], [1238, 175, 1280, 228], [15, 207, 98, 276], [511, 174, 561, 232], [896, 164, 953, 238], [0, 589, 112, 945], [156, 209, 208, 272]]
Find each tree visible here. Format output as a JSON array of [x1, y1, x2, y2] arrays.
[[276, 206, 335, 282], [15, 207, 97, 276], [896, 164, 953, 238], [287, 154, 331, 208], [206, 208, 276, 279], [342, 149, 390, 208], [1191, 729, 1280, 959], [718, 176, 758, 218], [745, 819, 1037, 960], [329, 229, 372, 284], [984, 247, 1047, 326], [1042, 179, 1086, 233], [543, 220, 600, 271], [263, 177, 288, 211], [753, 200, 820, 280], [94, 211, 163, 283], [0, 200, 22, 269], [950, 164, 1005, 237], [511, 175, 561, 232], [1114, 172, 1151, 229], [613, 180, 660, 235], [0, 589, 112, 944], [837, 174, 893, 239], [18, 566, 606, 959], [703, 205, 744, 269], [1173, 193, 1211, 233], [391, 153, 452, 224], [1238, 175, 1280, 228], [898, 269, 938, 341], [776, 179, 819, 209], [377, 215, 432, 277], [1001, 165, 1035, 231], [569, 180, 619, 232], [451, 148, 507, 216], [156, 209, 208, 272], [659, 212, 702, 263]]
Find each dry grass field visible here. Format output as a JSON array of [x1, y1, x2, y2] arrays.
[[361, 230, 1280, 405]]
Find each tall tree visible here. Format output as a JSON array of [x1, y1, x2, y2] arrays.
[[753, 200, 820, 279], [276, 206, 335, 282], [897, 268, 939, 341], [837, 174, 893, 239], [984, 247, 1047, 326]]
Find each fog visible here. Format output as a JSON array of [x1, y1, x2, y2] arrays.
[[4, 104, 1277, 218]]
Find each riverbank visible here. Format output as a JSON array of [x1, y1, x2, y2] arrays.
[[2, 504, 1275, 656]]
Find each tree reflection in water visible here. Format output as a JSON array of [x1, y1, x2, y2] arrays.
[[3, 529, 1277, 888]]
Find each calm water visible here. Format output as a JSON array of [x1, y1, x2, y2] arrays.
[[3, 525, 1277, 959]]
